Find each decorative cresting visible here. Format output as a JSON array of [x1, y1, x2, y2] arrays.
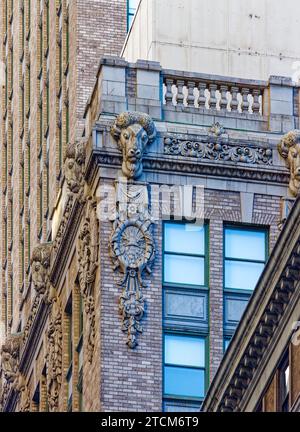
[[64, 139, 86, 196], [31, 243, 52, 297], [46, 292, 63, 412], [109, 181, 155, 348], [0, 335, 21, 409], [165, 123, 272, 165], [278, 130, 300, 196], [77, 197, 99, 362], [111, 111, 157, 179]]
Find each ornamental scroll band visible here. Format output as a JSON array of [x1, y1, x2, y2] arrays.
[[164, 123, 273, 165], [110, 112, 156, 348]]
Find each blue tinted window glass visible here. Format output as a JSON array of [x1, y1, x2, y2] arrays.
[[224, 338, 231, 351], [164, 366, 205, 398], [225, 260, 264, 290], [225, 229, 266, 261], [164, 223, 205, 255], [165, 335, 205, 368], [164, 254, 204, 285]]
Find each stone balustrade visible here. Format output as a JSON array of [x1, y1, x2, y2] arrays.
[[84, 57, 299, 140], [162, 71, 266, 115]]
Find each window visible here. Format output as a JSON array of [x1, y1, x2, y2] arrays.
[[164, 335, 206, 399], [278, 353, 290, 412], [223, 226, 268, 345], [163, 221, 209, 411], [164, 222, 206, 287], [127, 0, 139, 30]]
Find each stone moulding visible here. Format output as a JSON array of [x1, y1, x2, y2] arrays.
[[164, 136, 273, 165], [86, 150, 288, 188], [109, 182, 155, 349], [77, 197, 99, 362]]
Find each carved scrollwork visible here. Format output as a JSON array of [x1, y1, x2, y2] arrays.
[[77, 198, 99, 362], [46, 296, 63, 412], [111, 111, 157, 179], [164, 136, 273, 165], [109, 181, 155, 348]]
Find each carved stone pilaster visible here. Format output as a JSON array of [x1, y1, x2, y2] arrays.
[[77, 197, 99, 362], [46, 296, 62, 412], [109, 180, 155, 348]]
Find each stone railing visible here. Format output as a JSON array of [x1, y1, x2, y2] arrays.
[[162, 70, 267, 115], [84, 57, 299, 139]]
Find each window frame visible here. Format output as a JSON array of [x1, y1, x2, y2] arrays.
[[223, 224, 268, 294], [163, 331, 209, 402], [163, 220, 209, 290], [223, 224, 269, 345]]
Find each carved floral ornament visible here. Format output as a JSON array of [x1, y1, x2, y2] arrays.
[[77, 197, 99, 362], [164, 123, 273, 165], [111, 111, 157, 179], [46, 294, 63, 412], [109, 177, 156, 348], [278, 129, 300, 197]]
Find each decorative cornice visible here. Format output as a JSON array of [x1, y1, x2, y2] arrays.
[[86, 150, 289, 186]]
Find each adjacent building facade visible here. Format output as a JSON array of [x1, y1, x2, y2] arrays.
[[202, 183, 300, 412], [0, 0, 299, 413]]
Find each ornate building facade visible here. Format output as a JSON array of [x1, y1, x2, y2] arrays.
[[0, 1, 300, 414]]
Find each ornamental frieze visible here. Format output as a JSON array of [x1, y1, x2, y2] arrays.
[[164, 136, 273, 165]]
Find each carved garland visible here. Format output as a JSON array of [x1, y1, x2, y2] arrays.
[[46, 296, 63, 412], [164, 136, 273, 165], [77, 198, 99, 362]]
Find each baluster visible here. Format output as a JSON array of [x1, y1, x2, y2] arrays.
[[230, 86, 239, 111], [241, 87, 250, 113], [165, 78, 174, 106], [175, 79, 185, 107], [220, 85, 228, 111], [187, 81, 195, 107], [252, 88, 261, 114], [208, 84, 217, 109], [198, 82, 207, 109]]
